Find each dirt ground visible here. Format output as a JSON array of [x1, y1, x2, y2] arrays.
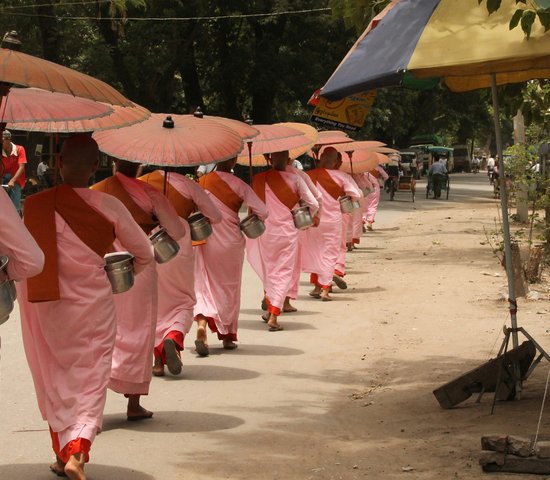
[[2, 174, 550, 479]]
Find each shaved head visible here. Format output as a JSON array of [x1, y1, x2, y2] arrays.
[[60, 135, 99, 173], [320, 146, 341, 169], [271, 150, 289, 171], [114, 158, 140, 177]]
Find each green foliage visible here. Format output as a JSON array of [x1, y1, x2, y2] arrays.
[[479, 0, 550, 36]]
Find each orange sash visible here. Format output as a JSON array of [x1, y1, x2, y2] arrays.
[[307, 168, 344, 200], [24, 185, 115, 302], [369, 169, 381, 178], [199, 172, 243, 213], [253, 170, 299, 210], [139, 171, 196, 219], [91, 175, 157, 233]]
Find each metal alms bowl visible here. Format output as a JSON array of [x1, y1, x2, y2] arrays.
[[0, 255, 15, 325], [188, 213, 213, 242], [149, 227, 180, 264], [104, 252, 135, 294], [292, 206, 314, 230], [240, 214, 265, 239], [339, 195, 359, 213]]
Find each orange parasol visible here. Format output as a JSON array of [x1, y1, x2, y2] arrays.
[[93, 113, 244, 167]]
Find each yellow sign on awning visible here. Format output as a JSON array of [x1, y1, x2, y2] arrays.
[[311, 91, 376, 131]]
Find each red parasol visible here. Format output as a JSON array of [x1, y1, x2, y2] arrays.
[[93, 113, 244, 167]]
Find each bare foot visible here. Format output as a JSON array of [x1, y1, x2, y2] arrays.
[[223, 339, 238, 350], [309, 286, 321, 298], [195, 322, 210, 357], [283, 296, 297, 313], [64, 453, 86, 480], [320, 288, 332, 302], [49, 457, 67, 477], [127, 404, 154, 421], [267, 314, 283, 331], [152, 356, 164, 377]]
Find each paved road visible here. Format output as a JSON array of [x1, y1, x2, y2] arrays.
[[0, 173, 496, 480]]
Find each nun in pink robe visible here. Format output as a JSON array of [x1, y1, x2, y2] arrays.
[[0, 188, 44, 282], [18, 189, 153, 467], [246, 151, 318, 330], [0, 188, 44, 352], [286, 162, 323, 306], [149, 171, 221, 374], [301, 166, 361, 299], [93, 168, 184, 416], [349, 172, 374, 245], [365, 166, 389, 229], [194, 162, 268, 353]]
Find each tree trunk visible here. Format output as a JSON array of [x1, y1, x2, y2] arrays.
[[37, 1, 62, 63]]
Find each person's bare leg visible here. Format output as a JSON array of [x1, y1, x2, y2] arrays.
[[283, 296, 297, 312], [64, 453, 86, 480], [127, 394, 153, 420], [194, 315, 210, 356]]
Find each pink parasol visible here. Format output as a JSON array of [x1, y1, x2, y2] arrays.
[[0, 87, 113, 123], [7, 102, 150, 133], [339, 150, 390, 174], [236, 124, 314, 167], [93, 113, 244, 167], [275, 122, 318, 159]]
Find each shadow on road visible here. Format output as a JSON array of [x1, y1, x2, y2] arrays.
[[102, 410, 244, 433], [205, 344, 304, 357], [238, 318, 316, 331], [0, 463, 155, 480]]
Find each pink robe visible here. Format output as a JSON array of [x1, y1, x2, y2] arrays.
[[153, 172, 221, 351], [246, 170, 319, 315], [301, 170, 362, 287], [108, 173, 185, 395], [350, 173, 374, 243], [194, 172, 268, 340], [286, 165, 323, 300], [0, 188, 44, 282], [18, 189, 153, 452], [365, 166, 388, 223]]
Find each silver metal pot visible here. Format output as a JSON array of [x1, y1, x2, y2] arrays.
[[150, 227, 180, 264], [339, 195, 359, 213], [292, 206, 314, 230], [240, 214, 265, 239], [0, 256, 15, 325], [104, 252, 135, 294], [188, 213, 213, 242]]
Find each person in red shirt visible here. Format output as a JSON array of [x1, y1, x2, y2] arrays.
[[1, 129, 27, 213]]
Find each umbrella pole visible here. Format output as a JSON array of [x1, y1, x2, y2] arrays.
[[163, 168, 168, 195], [491, 75, 518, 348], [349, 151, 354, 176], [491, 74, 529, 399], [247, 141, 253, 186]]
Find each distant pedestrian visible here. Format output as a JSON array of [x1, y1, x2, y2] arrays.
[[1, 130, 27, 213]]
